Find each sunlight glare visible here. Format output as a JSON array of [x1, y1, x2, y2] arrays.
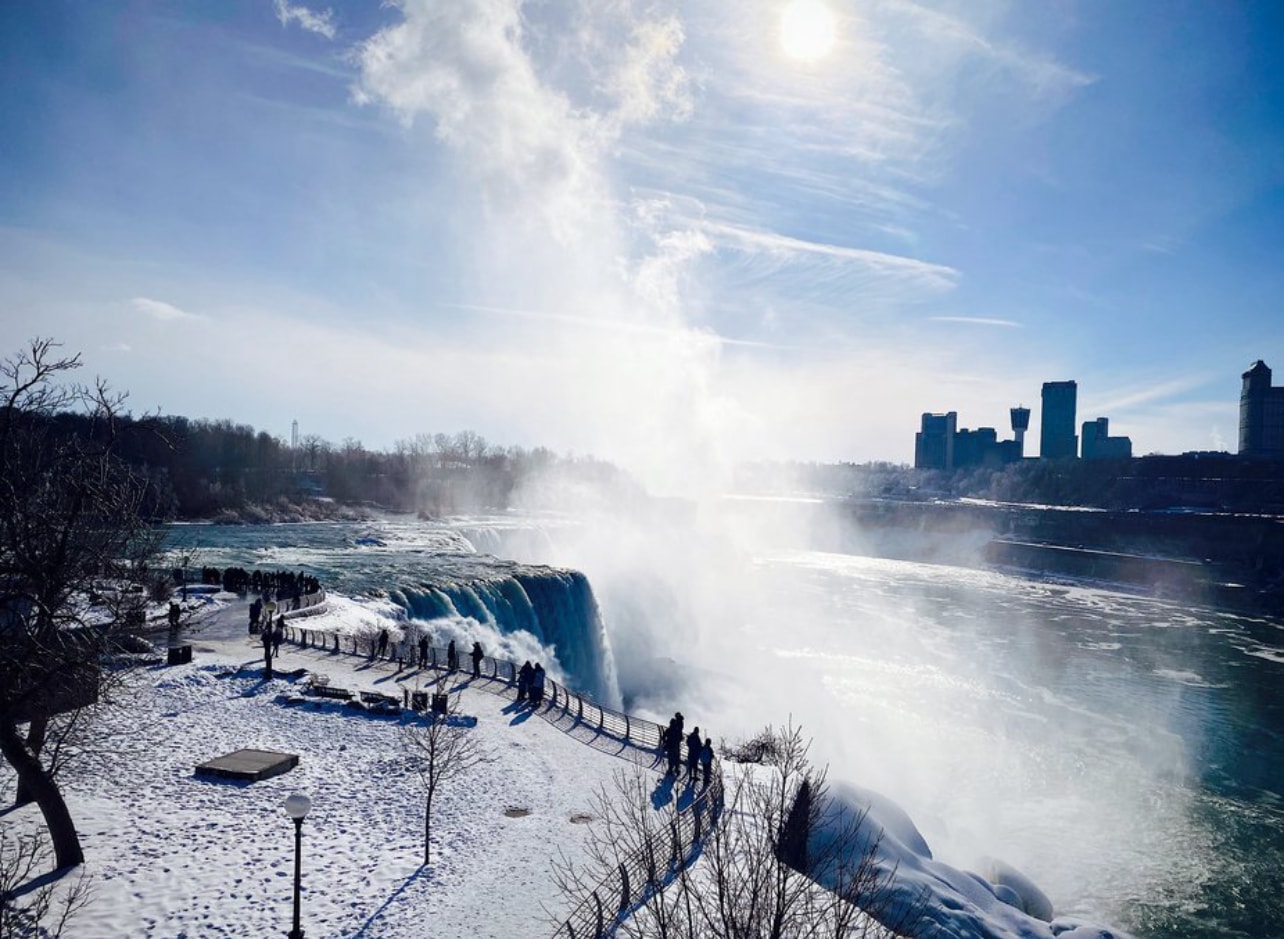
[[780, 0, 837, 61]]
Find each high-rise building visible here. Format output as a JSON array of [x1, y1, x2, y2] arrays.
[[1040, 381, 1078, 459], [915, 412, 957, 470], [1081, 417, 1132, 460], [1239, 361, 1284, 458]]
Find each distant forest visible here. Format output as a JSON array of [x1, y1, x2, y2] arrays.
[[31, 410, 1284, 523], [44, 412, 636, 522]]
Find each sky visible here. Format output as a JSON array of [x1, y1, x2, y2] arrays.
[[2, 1, 1283, 487]]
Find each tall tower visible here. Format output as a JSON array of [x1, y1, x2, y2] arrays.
[[1010, 406, 1030, 457], [1040, 381, 1078, 459], [291, 419, 299, 450]]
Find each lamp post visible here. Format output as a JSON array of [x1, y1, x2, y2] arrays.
[[283, 791, 311, 939]]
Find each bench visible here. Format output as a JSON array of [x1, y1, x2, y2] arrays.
[[306, 676, 352, 701]]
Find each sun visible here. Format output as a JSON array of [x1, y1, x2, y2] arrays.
[[780, 0, 837, 61]]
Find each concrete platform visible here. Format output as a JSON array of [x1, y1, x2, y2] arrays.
[[195, 748, 299, 782]]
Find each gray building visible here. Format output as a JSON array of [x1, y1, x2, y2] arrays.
[[1081, 417, 1132, 460], [1239, 360, 1284, 458], [1040, 381, 1078, 459]]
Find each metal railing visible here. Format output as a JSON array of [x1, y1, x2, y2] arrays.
[[280, 621, 725, 939], [553, 763, 723, 939]]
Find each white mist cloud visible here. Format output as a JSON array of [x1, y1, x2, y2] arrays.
[[929, 316, 1023, 328], [130, 297, 204, 322], [273, 0, 337, 41]]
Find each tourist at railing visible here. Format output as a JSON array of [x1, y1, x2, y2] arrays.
[[685, 726, 702, 783], [517, 660, 533, 702], [531, 663, 546, 705]]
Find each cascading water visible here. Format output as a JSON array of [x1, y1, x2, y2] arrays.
[[387, 569, 617, 705]]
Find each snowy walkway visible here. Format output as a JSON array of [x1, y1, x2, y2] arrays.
[[2, 594, 698, 939]]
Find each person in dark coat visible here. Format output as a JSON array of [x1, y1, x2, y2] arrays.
[[272, 615, 285, 657], [376, 628, 389, 659], [470, 641, 484, 678], [665, 713, 683, 775], [699, 737, 714, 789], [249, 597, 262, 635], [530, 663, 546, 705], [686, 726, 702, 783], [418, 634, 429, 669], [517, 660, 533, 702], [447, 639, 458, 672]]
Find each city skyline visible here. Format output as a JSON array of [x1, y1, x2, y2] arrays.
[[2, 2, 1283, 490]]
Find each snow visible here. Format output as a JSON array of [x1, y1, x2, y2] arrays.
[[1, 593, 650, 939], [4, 590, 1133, 939]]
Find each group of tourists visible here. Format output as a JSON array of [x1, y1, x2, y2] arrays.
[[516, 661, 546, 704], [410, 635, 486, 678], [662, 712, 714, 785], [190, 566, 321, 605]]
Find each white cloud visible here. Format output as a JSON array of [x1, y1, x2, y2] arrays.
[[701, 220, 959, 295], [130, 297, 204, 322], [929, 316, 1022, 328], [273, 0, 337, 40]]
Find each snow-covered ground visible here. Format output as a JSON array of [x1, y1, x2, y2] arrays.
[[1, 593, 648, 939], [4, 589, 1133, 939]]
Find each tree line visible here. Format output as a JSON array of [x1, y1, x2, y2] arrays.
[[37, 411, 635, 521]]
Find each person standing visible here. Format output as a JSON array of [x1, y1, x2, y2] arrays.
[[376, 628, 389, 659], [446, 639, 459, 672], [273, 615, 285, 657], [470, 641, 484, 678], [418, 634, 429, 669], [249, 597, 262, 635], [666, 713, 683, 775], [530, 663, 546, 705], [699, 736, 714, 789], [517, 660, 533, 702], [686, 726, 702, 783]]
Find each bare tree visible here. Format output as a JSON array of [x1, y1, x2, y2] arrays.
[[553, 724, 927, 939], [0, 338, 164, 870], [0, 828, 91, 938], [398, 687, 489, 866]]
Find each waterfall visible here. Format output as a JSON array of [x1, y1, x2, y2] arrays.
[[388, 568, 618, 705]]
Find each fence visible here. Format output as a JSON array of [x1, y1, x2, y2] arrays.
[[281, 622, 665, 751], [280, 621, 726, 938], [553, 763, 724, 939]]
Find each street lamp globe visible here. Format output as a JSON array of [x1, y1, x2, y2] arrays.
[[283, 792, 311, 820]]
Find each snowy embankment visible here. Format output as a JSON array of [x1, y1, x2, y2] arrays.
[[1, 595, 630, 939]]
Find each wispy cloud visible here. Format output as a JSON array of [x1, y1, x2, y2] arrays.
[[131, 297, 204, 322], [273, 0, 336, 40], [929, 316, 1022, 328], [883, 0, 1096, 103], [1085, 376, 1216, 417], [701, 220, 959, 294]]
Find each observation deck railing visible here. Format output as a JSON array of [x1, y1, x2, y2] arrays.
[[279, 620, 725, 939]]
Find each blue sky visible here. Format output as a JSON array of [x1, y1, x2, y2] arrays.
[[2, 1, 1282, 486]]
